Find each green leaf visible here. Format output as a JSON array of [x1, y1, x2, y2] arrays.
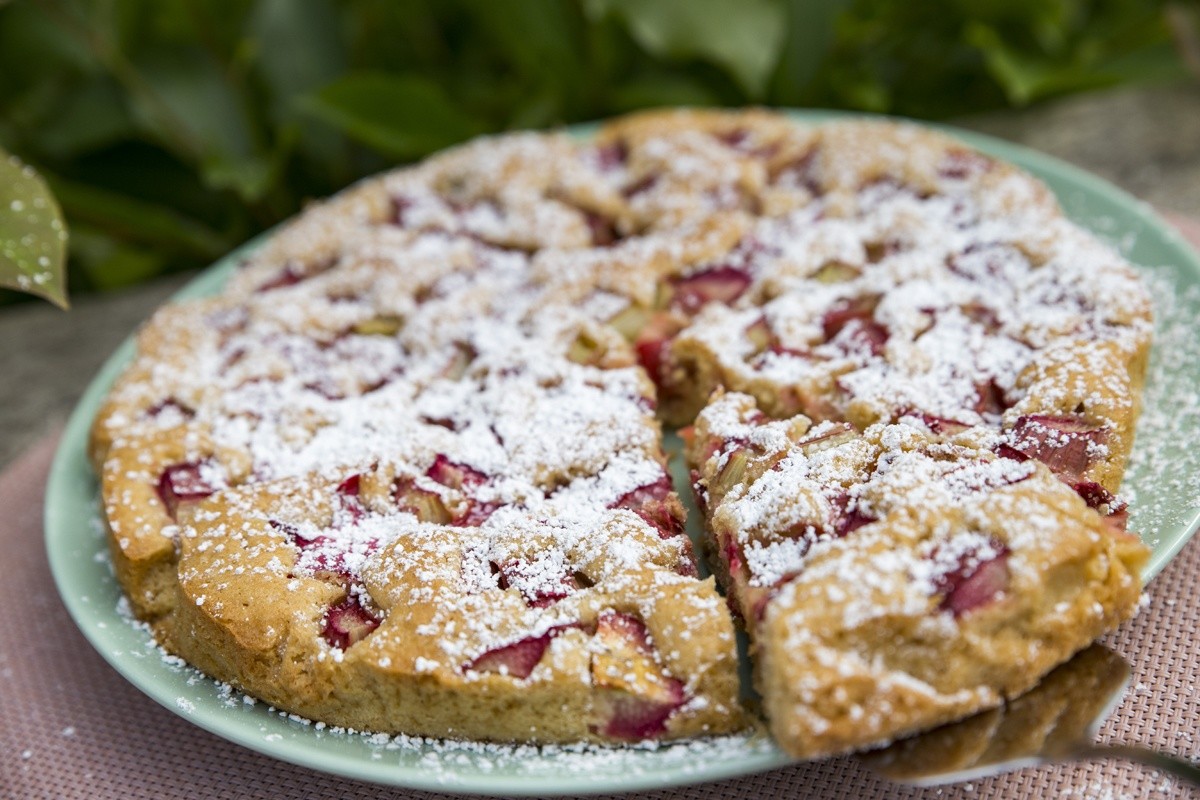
[[965, 22, 1132, 106], [610, 73, 720, 112], [127, 46, 272, 201], [771, 0, 851, 101], [69, 225, 168, 292], [249, 0, 346, 110], [0, 147, 68, 308], [45, 173, 229, 260], [35, 78, 136, 160], [301, 72, 484, 159], [587, 0, 787, 97]]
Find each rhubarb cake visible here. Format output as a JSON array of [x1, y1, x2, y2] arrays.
[[89, 109, 1152, 755]]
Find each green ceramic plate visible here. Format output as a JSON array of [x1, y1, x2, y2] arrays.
[[44, 111, 1200, 795]]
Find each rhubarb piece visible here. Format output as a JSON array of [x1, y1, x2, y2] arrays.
[[939, 149, 992, 180], [610, 473, 685, 538], [813, 261, 860, 284], [390, 194, 414, 226], [715, 448, 751, 491], [351, 315, 404, 336], [426, 455, 488, 491], [255, 262, 306, 293], [745, 315, 772, 354], [905, 410, 971, 436], [591, 141, 627, 172], [932, 544, 1010, 616], [973, 379, 1010, 417], [156, 461, 218, 520], [592, 611, 688, 739], [607, 304, 650, 341], [622, 173, 658, 198], [442, 342, 476, 381], [334, 474, 368, 525], [633, 312, 682, 388], [829, 492, 876, 537], [796, 422, 857, 454], [321, 594, 381, 650], [602, 682, 688, 740], [1073, 480, 1128, 517], [669, 266, 752, 314], [144, 398, 194, 423], [463, 625, 577, 679], [584, 211, 618, 246], [567, 330, 607, 365], [423, 456, 498, 526], [1005, 415, 1108, 483], [821, 294, 888, 356], [393, 478, 452, 524], [493, 560, 578, 607]]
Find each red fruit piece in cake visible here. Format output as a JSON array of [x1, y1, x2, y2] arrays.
[[334, 474, 368, 525], [609, 473, 685, 538], [493, 559, 578, 608], [669, 266, 752, 314], [584, 211, 619, 246], [633, 312, 683, 388], [424, 456, 500, 526], [591, 611, 687, 740], [821, 295, 877, 338], [931, 541, 1010, 616], [904, 410, 972, 436], [270, 519, 328, 550], [1003, 415, 1108, 483], [144, 398, 194, 423], [829, 492, 876, 537], [463, 624, 579, 679], [390, 194, 414, 227], [622, 173, 659, 198], [1073, 481, 1128, 519], [156, 461, 219, 520], [393, 477, 452, 524], [938, 149, 993, 180], [973, 379, 1011, 418], [591, 141, 627, 172], [426, 455, 488, 491], [321, 594, 381, 650], [255, 262, 306, 293]]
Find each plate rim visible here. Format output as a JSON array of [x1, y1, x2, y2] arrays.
[[43, 108, 1200, 795]]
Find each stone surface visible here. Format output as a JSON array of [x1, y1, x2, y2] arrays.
[[959, 82, 1200, 217], [0, 274, 192, 466], [2, 82, 1199, 467]]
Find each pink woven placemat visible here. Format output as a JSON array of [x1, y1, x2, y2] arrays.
[[5, 445, 1200, 800], [5, 217, 1200, 800]]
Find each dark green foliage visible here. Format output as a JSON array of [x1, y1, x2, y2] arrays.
[[0, 0, 1187, 300]]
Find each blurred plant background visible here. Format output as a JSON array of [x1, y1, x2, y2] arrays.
[[1, 0, 1198, 306]]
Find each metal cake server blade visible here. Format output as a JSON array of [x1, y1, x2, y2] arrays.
[[860, 645, 1200, 787]]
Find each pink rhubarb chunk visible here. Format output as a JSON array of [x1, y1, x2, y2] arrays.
[[1004, 414, 1108, 483], [156, 462, 217, 520], [603, 681, 687, 740], [670, 266, 752, 314], [609, 473, 685, 538], [593, 611, 688, 740], [463, 625, 578, 679], [493, 560, 578, 608], [321, 595, 381, 650], [334, 474, 368, 524], [426, 454, 487, 490], [935, 547, 1010, 616]]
